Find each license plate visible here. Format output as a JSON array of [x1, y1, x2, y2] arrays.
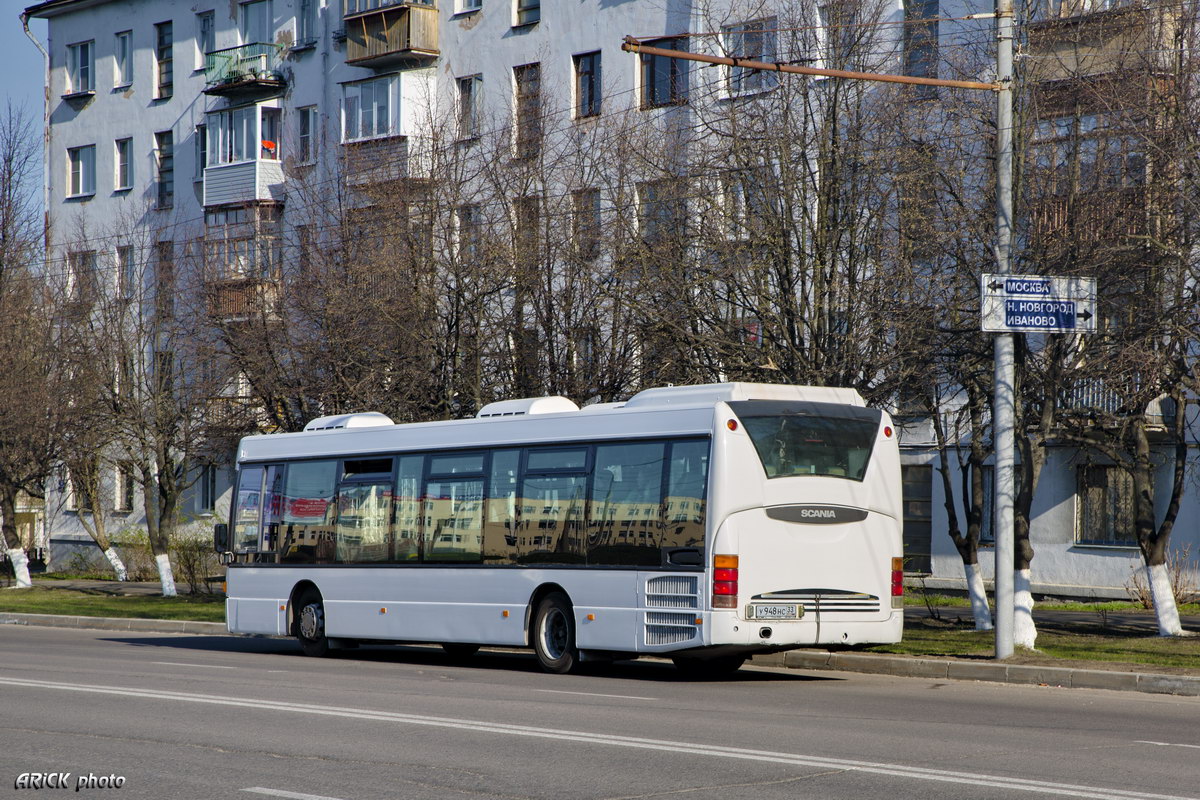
[[749, 603, 801, 620]]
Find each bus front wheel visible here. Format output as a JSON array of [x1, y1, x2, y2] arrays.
[[533, 592, 578, 674], [295, 589, 331, 658]]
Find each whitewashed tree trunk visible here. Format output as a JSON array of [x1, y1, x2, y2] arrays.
[[1014, 568, 1037, 649], [102, 547, 128, 582], [1146, 563, 1183, 636], [964, 562, 994, 631], [6, 548, 32, 588], [155, 553, 177, 598]]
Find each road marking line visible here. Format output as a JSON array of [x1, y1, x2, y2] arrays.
[[1136, 741, 1200, 750], [243, 788, 347, 800], [535, 689, 655, 701], [151, 662, 237, 670], [0, 675, 1193, 800]]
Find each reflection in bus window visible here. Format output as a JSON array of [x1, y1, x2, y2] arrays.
[[336, 482, 392, 563], [232, 465, 264, 552], [518, 473, 587, 563], [664, 440, 707, 549], [589, 442, 665, 566], [393, 455, 423, 561], [280, 460, 337, 563], [483, 449, 519, 560], [424, 477, 483, 562]]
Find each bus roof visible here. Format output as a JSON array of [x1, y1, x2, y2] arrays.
[[236, 382, 866, 464]]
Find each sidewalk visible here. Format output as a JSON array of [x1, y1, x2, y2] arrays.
[[10, 579, 1200, 696]]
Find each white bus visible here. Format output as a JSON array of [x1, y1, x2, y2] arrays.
[[216, 382, 903, 675]]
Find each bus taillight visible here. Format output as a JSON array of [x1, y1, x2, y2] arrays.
[[713, 555, 738, 608], [891, 557, 904, 608]]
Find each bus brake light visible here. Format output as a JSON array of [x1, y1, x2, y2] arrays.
[[713, 555, 738, 608], [891, 557, 904, 607]]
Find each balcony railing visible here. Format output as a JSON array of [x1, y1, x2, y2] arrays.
[[207, 276, 281, 321], [204, 44, 285, 95], [344, 2, 438, 66]]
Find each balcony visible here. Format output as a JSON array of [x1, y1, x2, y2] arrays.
[[203, 44, 286, 96], [344, 0, 438, 68], [1028, 185, 1147, 257], [206, 276, 281, 322], [203, 160, 285, 207], [342, 135, 431, 187]]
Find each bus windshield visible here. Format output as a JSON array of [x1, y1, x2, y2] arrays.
[[729, 401, 881, 481]]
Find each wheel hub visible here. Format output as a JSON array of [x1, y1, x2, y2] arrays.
[[299, 603, 324, 641]]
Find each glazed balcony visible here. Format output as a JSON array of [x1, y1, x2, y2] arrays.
[[343, 0, 438, 68], [203, 43, 286, 96], [206, 275, 281, 322]]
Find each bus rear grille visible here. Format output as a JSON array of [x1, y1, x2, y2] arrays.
[[644, 611, 699, 645], [646, 575, 700, 609]]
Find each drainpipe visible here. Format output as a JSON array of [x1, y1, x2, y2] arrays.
[[20, 11, 51, 259]]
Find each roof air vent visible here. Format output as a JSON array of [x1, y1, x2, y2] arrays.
[[303, 412, 395, 431], [476, 396, 580, 418]]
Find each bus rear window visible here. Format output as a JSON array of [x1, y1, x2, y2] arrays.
[[729, 401, 881, 481]]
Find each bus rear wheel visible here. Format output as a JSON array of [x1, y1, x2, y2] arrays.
[[672, 654, 746, 678], [295, 589, 331, 658], [533, 592, 578, 674]]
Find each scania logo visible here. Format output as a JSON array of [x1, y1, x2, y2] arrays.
[[766, 505, 870, 524]]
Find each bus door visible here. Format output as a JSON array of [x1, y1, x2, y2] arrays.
[[262, 465, 283, 554], [232, 465, 264, 554]]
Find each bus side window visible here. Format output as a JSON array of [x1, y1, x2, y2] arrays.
[[232, 466, 265, 553], [483, 449, 520, 562], [280, 460, 337, 564], [662, 440, 708, 551], [393, 455, 424, 562], [588, 442, 665, 566]]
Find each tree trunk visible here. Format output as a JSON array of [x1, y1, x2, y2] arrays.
[[102, 547, 128, 582], [964, 562, 993, 631], [142, 470, 177, 597], [154, 553, 177, 598], [1, 487, 32, 588], [1013, 568, 1036, 649], [1131, 416, 1183, 636]]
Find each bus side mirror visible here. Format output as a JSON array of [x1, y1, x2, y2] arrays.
[[213, 523, 229, 552]]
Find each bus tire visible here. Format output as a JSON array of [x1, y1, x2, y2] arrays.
[[533, 592, 578, 674], [672, 654, 746, 678], [295, 589, 331, 658], [442, 643, 481, 660]]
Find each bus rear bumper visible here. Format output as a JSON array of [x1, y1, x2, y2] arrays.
[[706, 609, 903, 648]]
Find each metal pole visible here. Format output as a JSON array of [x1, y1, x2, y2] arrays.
[[993, 0, 1016, 660]]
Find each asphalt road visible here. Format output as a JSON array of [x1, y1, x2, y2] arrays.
[[3, 626, 1199, 800]]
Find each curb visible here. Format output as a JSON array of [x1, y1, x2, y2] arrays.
[[0, 612, 227, 636], [781, 650, 1200, 696]]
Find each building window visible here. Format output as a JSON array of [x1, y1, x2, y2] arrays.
[[67, 145, 96, 197], [68, 251, 98, 303], [116, 245, 137, 297], [457, 75, 483, 139], [115, 466, 135, 512], [574, 51, 601, 118], [155, 21, 173, 99], [298, 0, 317, 45], [296, 106, 318, 163], [199, 465, 218, 513], [572, 188, 601, 260], [114, 138, 133, 190], [67, 40, 94, 94], [155, 131, 174, 209], [208, 106, 257, 164], [515, 0, 539, 26], [641, 37, 687, 108], [1076, 465, 1137, 546], [197, 11, 215, 69], [241, 0, 271, 44], [457, 204, 481, 261], [901, 464, 933, 573], [723, 19, 778, 94], [155, 241, 174, 319], [904, 0, 938, 96], [459, 0, 482, 12], [638, 180, 684, 243], [342, 75, 400, 141], [114, 31, 133, 87], [261, 107, 281, 159], [1032, 112, 1146, 196], [516, 194, 540, 263], [194, 124, 208, 179], [819, 1, 858, 68], [514, 63, 541, 158]]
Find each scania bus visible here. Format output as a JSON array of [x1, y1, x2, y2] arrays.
[[216, 382, 903, 675]]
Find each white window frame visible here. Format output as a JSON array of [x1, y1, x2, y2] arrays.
[[197, 11, 216, 70], [207, 106, 259, 165], [114, 138, 133, 190], [574, 51, 601, 118], [114, 31, 133, 87], [457, 75, 482, 139], [514, 0, 539, 26], [298, 0, 317, 44], [723, 18, 778, 96], [458, 0, 482, 12], [67, 144, 96, 197], [342, 75, 400, 142], [296, 105, 318, 163], [67, 40, 94, 94], [154, 21, 173, 99], [240, 0, 271, 45]]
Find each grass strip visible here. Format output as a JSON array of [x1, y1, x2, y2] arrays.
[[0, 587, 225, 622]]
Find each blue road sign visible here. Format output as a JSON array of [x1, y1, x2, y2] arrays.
[[1003, 298, 1075, 329]]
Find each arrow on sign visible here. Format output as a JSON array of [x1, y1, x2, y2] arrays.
[[987, 280, 1005, 291], [1078, 309, 1092, 322]]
